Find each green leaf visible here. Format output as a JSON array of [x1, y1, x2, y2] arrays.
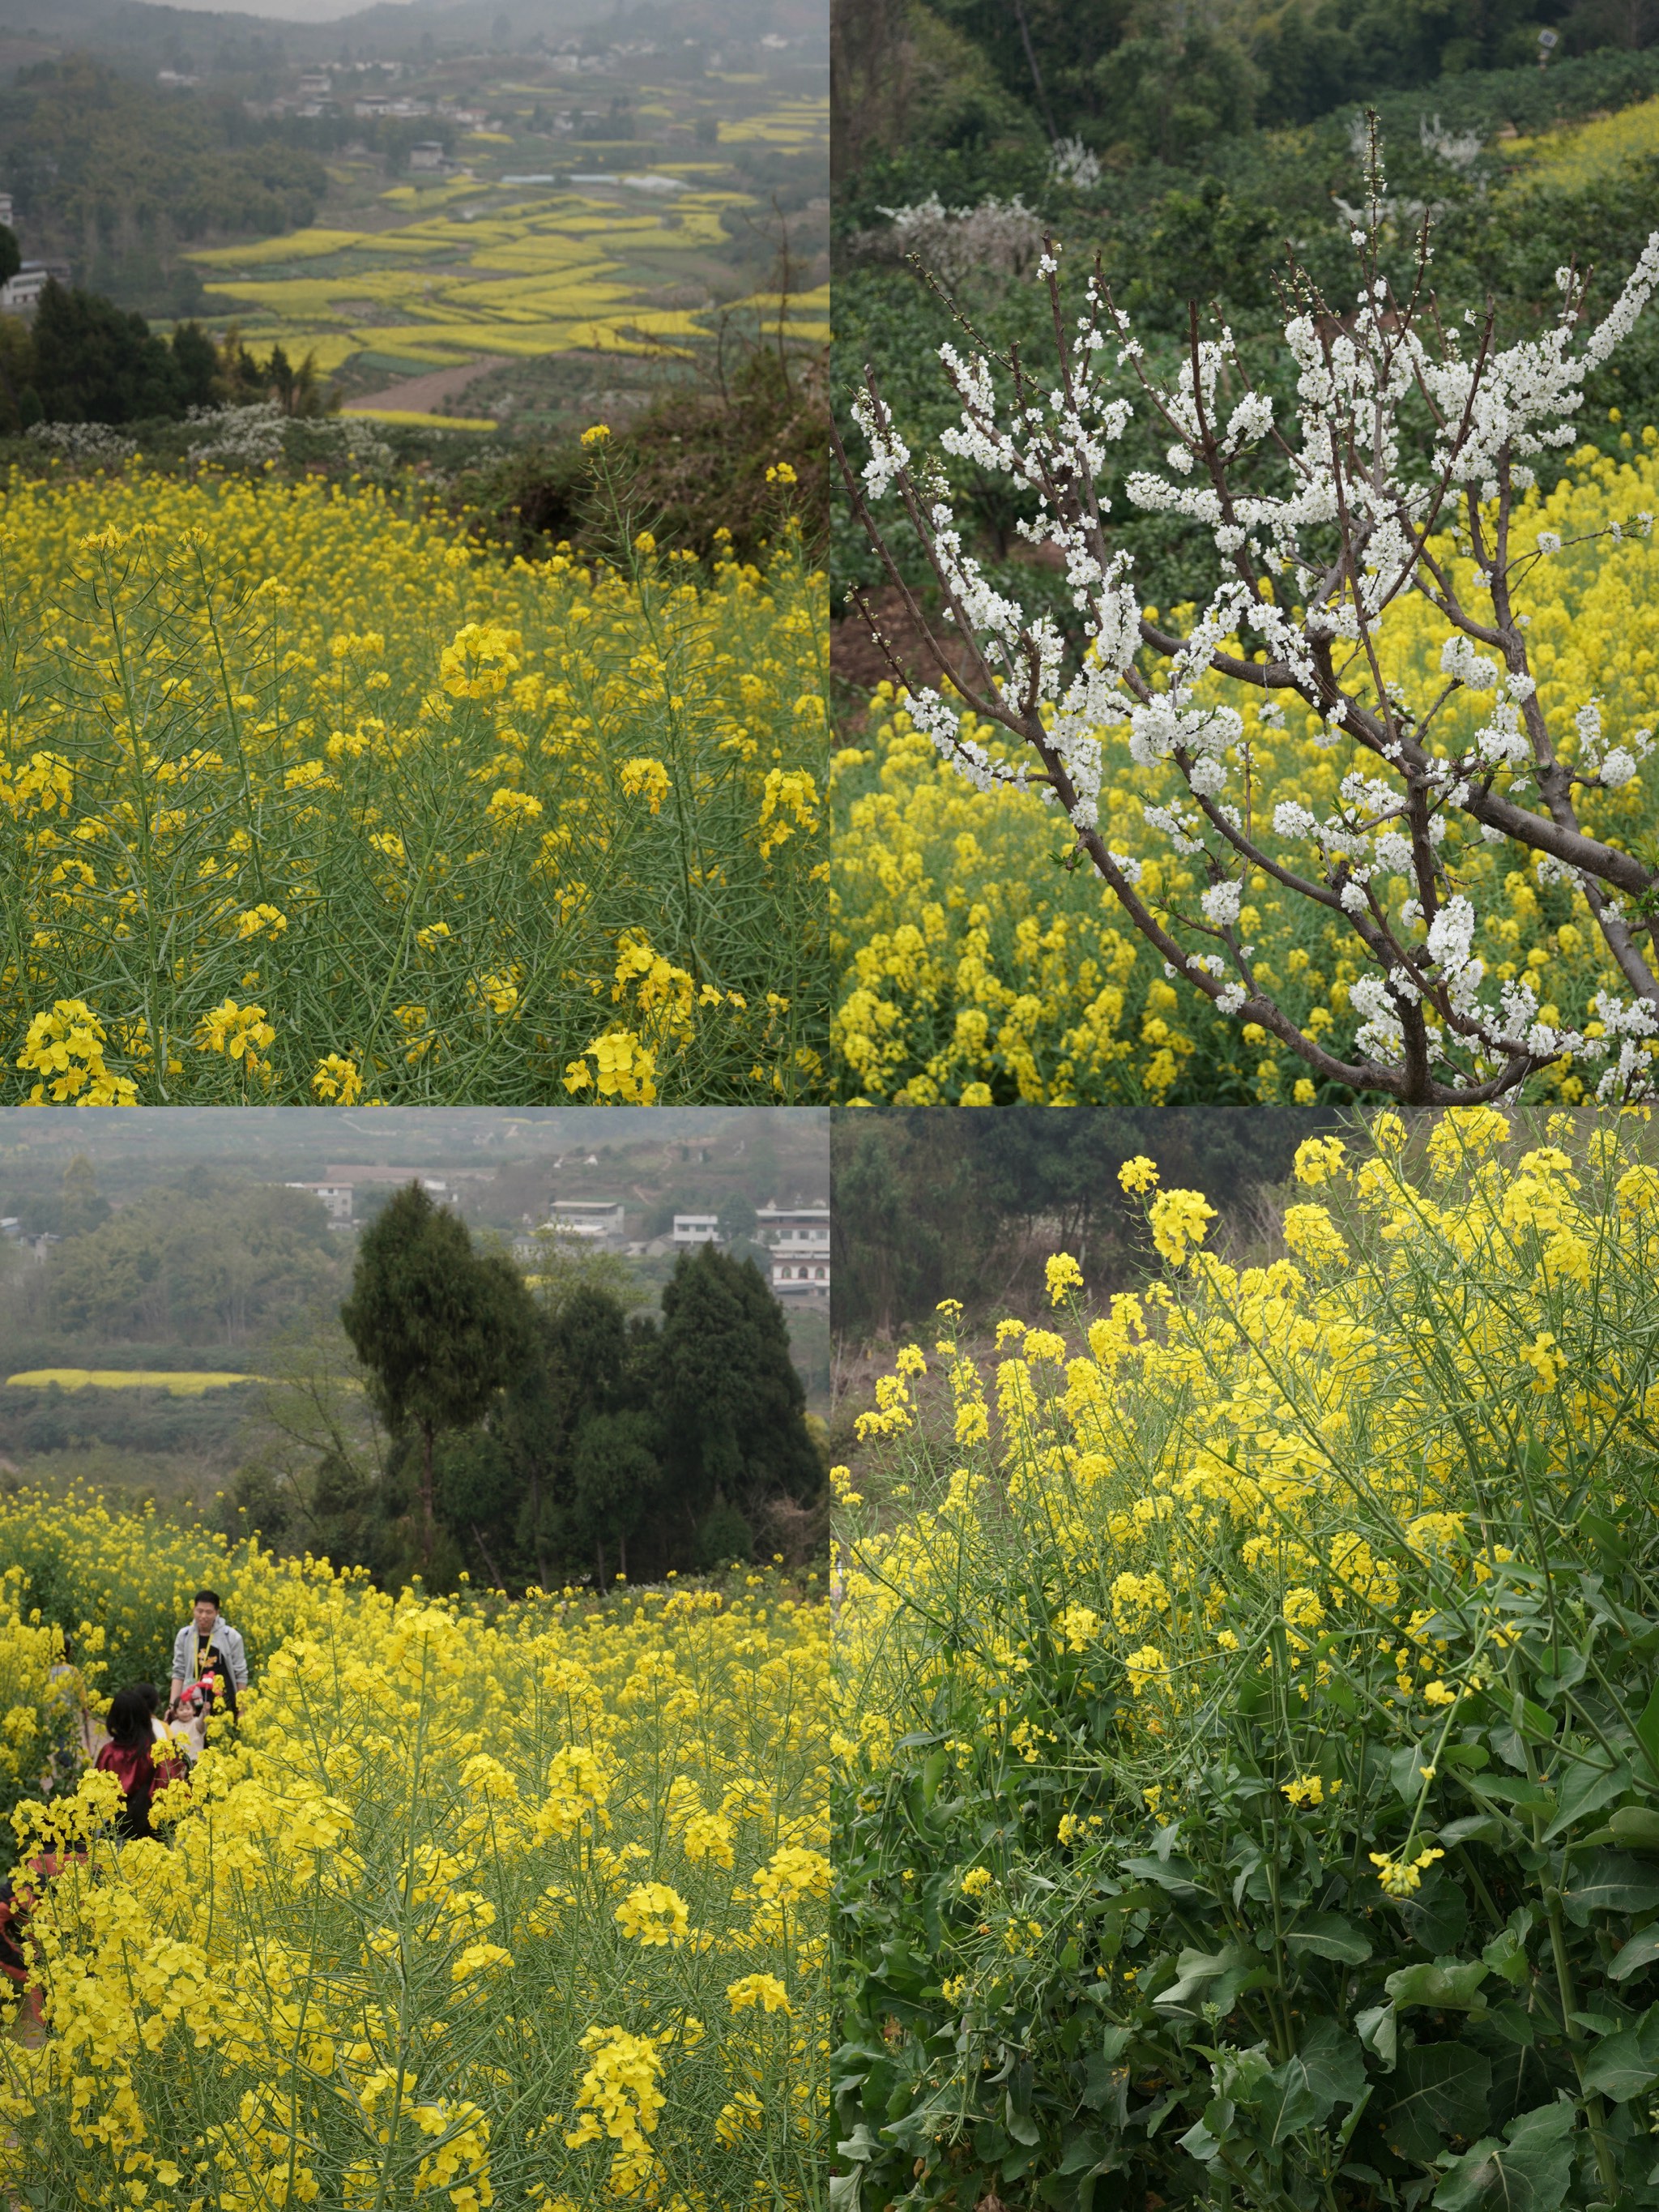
[[1482, 1916, 1533, 1987], [1529, 1648, 1588, 1702], [1081, 2049, 1129, 2120], [1578, 2008, 1659, 2102], [1541, 1753, 1628, 1843], [1432, 2102, 1576, 2212], [1121, 1854, 1206, 1902], [1581, 1510, 1627, 1568], [1356, 2002, 1397, 2072], [1609, 1927, 1659, 1983], [1392, 1741, 1434, 1806], [837, 2123, 883, 2164], [1563, 1849, 1659, 1926], [1384, 2043, 1492, 2163], [1386, 1958, 1491, 2013], [1253, 2067, 1320, 2146], [1401, 1873, 1471, 1956], [1512, 1694, 1557, 1746], [1057, 2127, 1107, 2175], [1486, 2001, 1537, 2048], [1293, 2019, 1369, 2115], [1154, 1944, 1248, 2008], [1284, 1913, 1374, 1965], [1609, 1807, 1659, 1856], [1235, 1672, 1269, 1719], [1635, 1680, 1659, 1777], [1176, 2111, 1224, 2163], [1468, 1775, 1555, 1814], [1442, 1815, 1504, 1847], [1442, 1744, 1491, 1774], [1579, 2032, 1659, 2101]]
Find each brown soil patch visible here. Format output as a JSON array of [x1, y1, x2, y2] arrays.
[[348, 357, 513, 415], [831, 585, 982, 729]]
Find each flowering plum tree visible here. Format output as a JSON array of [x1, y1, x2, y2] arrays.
[[835, 129, 1659, 1103]]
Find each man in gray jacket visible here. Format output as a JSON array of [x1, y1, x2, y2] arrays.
[[167, 1591, 248, 1724]]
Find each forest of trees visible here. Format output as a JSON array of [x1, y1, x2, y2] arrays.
[[0, 1164, 826, 1590], [833, 0, 1659, 179], [3, 1170, 344, 1349], [830, 1108, 1343, 1339], [0, 272, 335, 432], [0, 58, 456, 316], [228, 1184, 826, 1592], [833, 0, 1659, 618]]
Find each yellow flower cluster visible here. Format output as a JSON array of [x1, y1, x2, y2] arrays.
[[14, 1000, 136, 1107], [833, 433, 1659, 1104], [0, 477, 827, 1105], [0, 1495, 829, 2208], [836, 1108, 1659, 1782]]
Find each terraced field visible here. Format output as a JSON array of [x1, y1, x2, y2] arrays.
[[185, 93, 829, 413]]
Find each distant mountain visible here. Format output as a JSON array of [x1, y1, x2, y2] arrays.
[[0, 0, 819, 74], [2, 0, 804, 43]]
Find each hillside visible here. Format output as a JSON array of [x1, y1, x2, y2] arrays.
[[0, 0, 826, 432], [0, 1107, 831, 1514], [832, 26, 1659, 638]]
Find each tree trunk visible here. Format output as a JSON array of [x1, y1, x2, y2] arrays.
[[595, 1539, 606, 1589], [471, 1522, 507, 1593], [421, 1420, 435, 1562], [531, 1462, 548, 1591], [619, 1530, 629, 1583]]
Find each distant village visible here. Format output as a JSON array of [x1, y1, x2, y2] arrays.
[[286, 1172, 830, 1308], [0, 20, 809, 310], [1, 1164, 830, 1309], [0, 193, 68, 314]]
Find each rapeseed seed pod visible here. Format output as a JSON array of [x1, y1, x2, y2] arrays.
[[835, 1107, 1659, 2209], [0, 475, 826, 1105]]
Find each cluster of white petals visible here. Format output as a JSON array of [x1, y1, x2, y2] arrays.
[[841, 169, 1659, 1104]]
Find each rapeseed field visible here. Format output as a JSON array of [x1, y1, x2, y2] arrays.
[[832, 1109, 1659, 2210], [0, 468, 826, 1105], [832, 435, 1659, 1106], [0, 1493, 829, 2208], [3, 1371, 253, 1394], [185, 156, 822, 384]]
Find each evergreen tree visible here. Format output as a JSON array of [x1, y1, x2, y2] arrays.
[[566, 1409, 661, 1585], [340, 1184, 538, 1561], [432, 1428, 522, 1589], [493, 1285, 646, 1584], [31, 281, 181, 424], [170, 320, 220, 411], [657, 1246, 821, 1559]]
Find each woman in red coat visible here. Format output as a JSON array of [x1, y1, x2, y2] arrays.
[[95, 1689, 184, 1842]]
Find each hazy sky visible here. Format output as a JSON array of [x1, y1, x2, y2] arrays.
[[147, 0, 429, 17]]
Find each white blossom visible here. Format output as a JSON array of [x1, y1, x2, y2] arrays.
[[1440, 635, 1499, 690], [841, 181, 1659, 1102]]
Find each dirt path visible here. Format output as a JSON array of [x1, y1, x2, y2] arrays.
[[346, 356, 512, 415]]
